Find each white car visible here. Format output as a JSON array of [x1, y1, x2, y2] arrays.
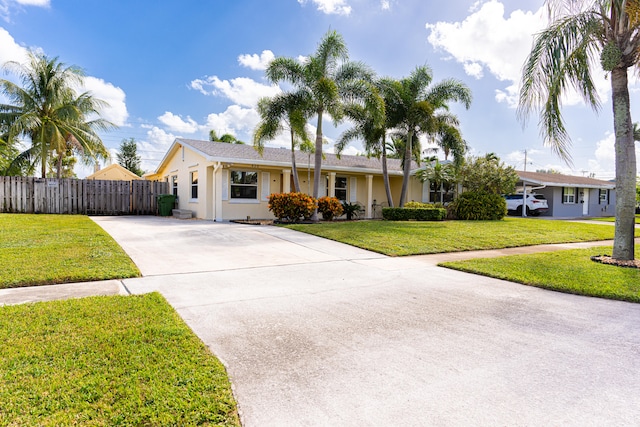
[[504, 193, 549, 216]]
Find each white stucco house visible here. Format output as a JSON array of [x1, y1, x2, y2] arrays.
[[145, 138, 427, 221]]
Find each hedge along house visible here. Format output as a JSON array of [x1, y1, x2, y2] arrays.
[[515, 171, 616, 217], [145, 138, 427, 221]]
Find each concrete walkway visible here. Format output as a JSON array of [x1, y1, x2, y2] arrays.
[[3, 216, 640, 426]]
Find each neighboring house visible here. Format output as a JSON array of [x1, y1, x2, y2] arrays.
[[146, 138, 427, 221], [516, 170, 616, 217], [86, 163, 142, 181]]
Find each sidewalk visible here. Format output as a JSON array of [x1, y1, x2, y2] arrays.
[[1, 237, 635, 306]]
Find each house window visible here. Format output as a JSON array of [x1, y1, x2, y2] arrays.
[[335, 176, 347, 201], [562, 187, 576, 204], [230, 171, 258, 199], [599, 189, 609, 204], [190, 171, 198, 200], [171, 175, 178, 197]]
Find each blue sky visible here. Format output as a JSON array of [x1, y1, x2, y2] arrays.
[[1, 0, 638, 179]]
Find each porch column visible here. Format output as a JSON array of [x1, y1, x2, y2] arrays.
[[214, 165, 223, 221], [282, 169, 291, 193], [328, 172, 336, 197], [366, 174, 373, 218]]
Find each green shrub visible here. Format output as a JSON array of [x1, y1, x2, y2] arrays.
[[341, 201, 364, 220], [382, 207, 446, 221], [317, 196, 344, 220], [268, 192, 317, 222], [404, 201, 445, 209], [451, 191, 506, 220]]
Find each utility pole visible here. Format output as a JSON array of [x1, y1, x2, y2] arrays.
[[524, 150, 528, 172]]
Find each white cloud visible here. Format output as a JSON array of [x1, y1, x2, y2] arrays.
[[1, 0, 49, 21], [0, 27, 29, 68], [82, 76, 128, 127], [380, 0, 390, 11], [205, 105, 260, 137], [238, 50, 275, 71], [0, 28, 129, 127], [157, 111, 199, 133], [463, 62, 483, 79], [189, 75, 280, 108], [427, 1, 546, 83], [426, 1, 620, 109], [297, 0, 351, 15]]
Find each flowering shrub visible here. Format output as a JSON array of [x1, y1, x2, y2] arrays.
[[268, 192, 317, 222], [317, 196, 344, 220]]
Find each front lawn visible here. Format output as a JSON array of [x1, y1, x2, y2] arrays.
[[0, 214, 140, 288], [440, 246, 640, 303], [284, 218, 617, 256], [589, 215, 640, 224], [0, 292, 240, 426]]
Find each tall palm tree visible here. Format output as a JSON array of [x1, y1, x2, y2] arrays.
[[253, 92, 313, 192], [434, 122, 467, 169], [518, 0, 640, 261], [0, 51, 112, 178], [266, 30, 373, 220], [384, 66, 472, 206], [335, 79, 396, 206]]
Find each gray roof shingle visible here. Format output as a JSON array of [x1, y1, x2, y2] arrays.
[[178, 138, 412, 174], [517, 170, 615, 189]]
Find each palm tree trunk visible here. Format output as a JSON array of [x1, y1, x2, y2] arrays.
[[611, 67, 637, 260], [39, 127, 47, 178], [290, 128, 301, 193], [381, 135, 394, 207], [56, 153, 62, 179], [311, 110, 324, 221], [399, 129, 413, 207]]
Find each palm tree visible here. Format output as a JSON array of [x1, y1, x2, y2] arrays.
[[0, 51, 112, 178], [384, 66, 472, 206], [209, 130, 245, 144], [434, 123, 467, 169], [266, 30, 373, 220], [335, 78, 396, 206], [518, 0, 639, 261], [416, 159, 457, 203], [253, 92, 313, 192]]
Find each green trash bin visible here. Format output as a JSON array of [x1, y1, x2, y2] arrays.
[[157, 194, 177, 216]]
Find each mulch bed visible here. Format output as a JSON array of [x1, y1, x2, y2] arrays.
[[591, 255, 640, 269]]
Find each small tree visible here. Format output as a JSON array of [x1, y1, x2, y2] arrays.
[[117, 138, 144, 176], [458, 155, 518, 195]]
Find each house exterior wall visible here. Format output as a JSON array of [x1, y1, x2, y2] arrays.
[[538, 186, 615, 217], [151, 145, 212, 219], [150, 141, 451, 220]]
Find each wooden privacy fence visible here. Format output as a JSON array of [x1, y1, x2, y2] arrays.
[[0, 177, 169, 215]]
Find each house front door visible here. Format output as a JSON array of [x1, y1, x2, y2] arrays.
[[582, 189, 589, 216]]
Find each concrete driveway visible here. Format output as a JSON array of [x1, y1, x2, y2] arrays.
[[93, 216, 640, 426]]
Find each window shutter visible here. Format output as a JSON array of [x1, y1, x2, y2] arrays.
[[562, 187, 565, 204], [319, 174, 327, 196], [221, 170, 229, 201], [349, 177, 357, 203], [422, 181, 430, 203], [261, 172, 270, 201]]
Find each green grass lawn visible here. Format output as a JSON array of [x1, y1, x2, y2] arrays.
[[0, 292, 240, 426], [440, 246, 640, 303], [0, 214, 140, 288], [284, 218, 618, 256], [589, 214, 640, 223]]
